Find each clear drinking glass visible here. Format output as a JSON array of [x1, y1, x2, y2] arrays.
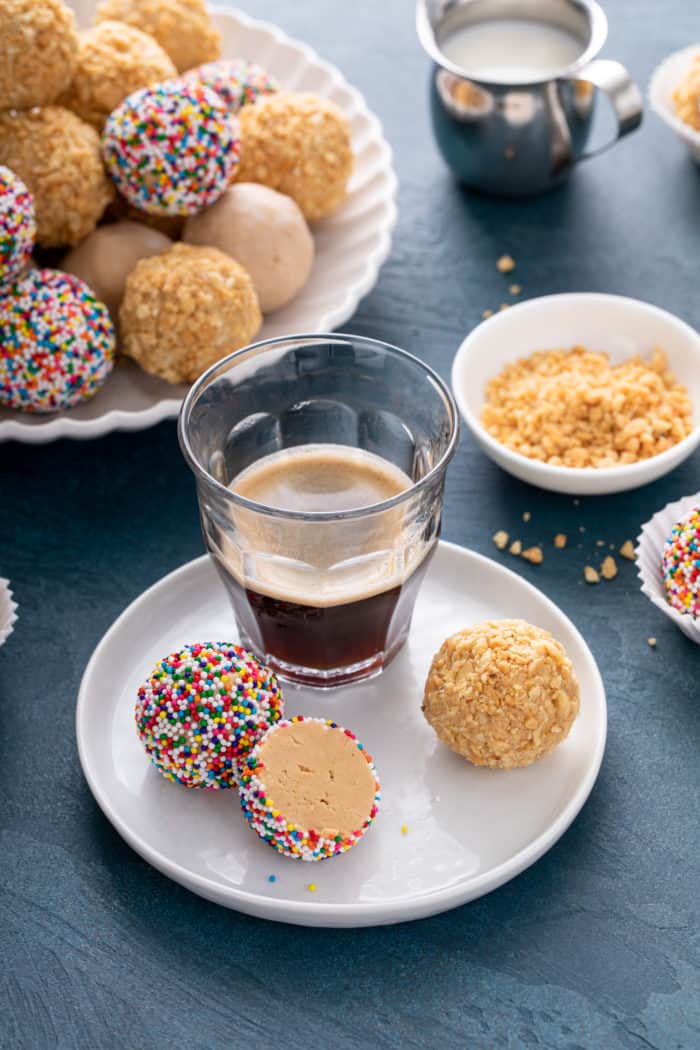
[[179, 334, 458, 687]]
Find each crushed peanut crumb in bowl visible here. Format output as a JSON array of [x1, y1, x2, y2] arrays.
[[649, 45, 700, 163], [451, 294, 700, 495]]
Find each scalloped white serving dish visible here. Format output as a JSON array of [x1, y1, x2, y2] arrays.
[[0, 578, 18, 648], [636, 491, 700, 645], [0, 2, 397, 444]]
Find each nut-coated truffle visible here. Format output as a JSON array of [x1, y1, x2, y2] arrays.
[[235, 93, 353, 221], [0, 107, 114, 248], [0, 0, 78, 109], [119, 243, 261, 383], [422, 620, 580, 769], [58, 20, 177, 129], [183, 184, 314, 313], [94, 0, 220, 74]]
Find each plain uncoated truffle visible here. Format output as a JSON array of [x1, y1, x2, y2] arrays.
[[61, 221, 172, 319], [422, 620, 580, 769], [94, 0, 220, 73], [0, 0, 78, 110], [235, 93, 353, 221], [183, 185, 314, 313], [119, 243, 262, 384], [0, 107, 114, 248], [57, 20, 177, 129]]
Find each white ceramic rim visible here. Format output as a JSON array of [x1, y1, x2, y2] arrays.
[[0, 578, 18, 648], [636, 491, 700, 643], [0, 4, 398, 445], [451, 292, 700, 491], [75, 541, 607, 926], [649, 44, 700, 148]]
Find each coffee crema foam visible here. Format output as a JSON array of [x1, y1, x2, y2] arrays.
[[219, 444, 426, 608]]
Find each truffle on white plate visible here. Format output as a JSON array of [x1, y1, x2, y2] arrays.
[[183, 184, 314, 313], [61, 220, 171, 318]]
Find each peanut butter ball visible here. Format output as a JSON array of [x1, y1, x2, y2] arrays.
[[235, 93, 353, 221], [183, 184, 314, 313], [119, 243, 261, 383], [0, 107, 114, 248], [94, 0, 220, 74], [0, 0, 78, 110], [423, 620, 580, 769], [61, 221, 172, 319], [58, 21, 177, 129]]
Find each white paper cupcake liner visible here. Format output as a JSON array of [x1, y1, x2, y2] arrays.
[[0, 578, 18, 648], [636, 492, 700, 644], [649, 44, 700, 163]]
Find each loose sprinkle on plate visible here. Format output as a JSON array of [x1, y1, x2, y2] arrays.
[[554, 533, 567, 549], [647, 637, 657, 648], [497, 254, 516, 273]]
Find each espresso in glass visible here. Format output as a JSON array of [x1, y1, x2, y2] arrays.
[[224, 444, 432, 682], [179, 335, 458, 688]]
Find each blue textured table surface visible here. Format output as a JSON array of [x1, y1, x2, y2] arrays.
[[1, 1, 699, 1047]]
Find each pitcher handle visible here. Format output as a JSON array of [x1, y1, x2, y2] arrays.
[[567, 59, 643, 160]]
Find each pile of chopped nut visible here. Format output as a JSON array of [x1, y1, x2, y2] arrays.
[[492, 520, 637, 584], [481, 346, 693, 467], [672, 54, 700, 131]]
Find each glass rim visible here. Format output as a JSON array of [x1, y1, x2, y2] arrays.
[[178, 332, 460, 522]]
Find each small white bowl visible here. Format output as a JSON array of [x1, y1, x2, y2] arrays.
[[451, 293, 700, 495], [0, 578, 17, 648], [649, 45, 700, 164], [636, 492, 700, 645]]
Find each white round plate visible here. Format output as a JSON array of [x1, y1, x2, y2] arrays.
[[76, 541, 607, 928], [0, 3, 397, 444]]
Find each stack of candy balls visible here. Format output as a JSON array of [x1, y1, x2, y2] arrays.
[[662, 506, 700, 619], [0, 0, 354, 413], [135, 642, 381, 863], [0, 166, 116, 412]]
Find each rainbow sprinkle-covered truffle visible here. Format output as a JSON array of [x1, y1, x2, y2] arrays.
[[661, 507, 700, 618], [102, 82, 240, 216], [0, 269, 115, 413], [180, 58, 279, 113], [239, 716, 381, 861], [0, 166, 35, 285], [135, 642, 284, 789]]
